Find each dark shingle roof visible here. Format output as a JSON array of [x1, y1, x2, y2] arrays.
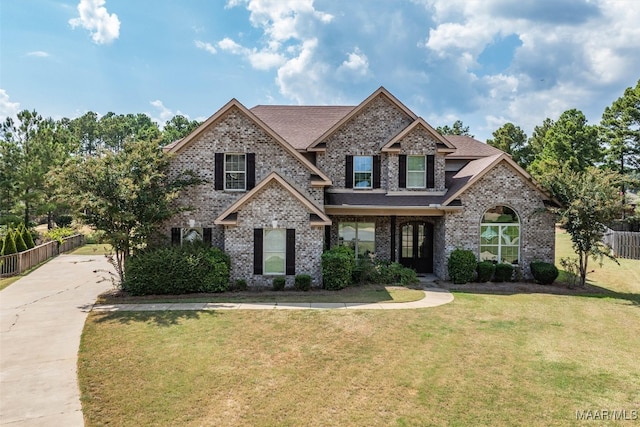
[[444, 135, 503, 159], [251, 105, 356, 150]]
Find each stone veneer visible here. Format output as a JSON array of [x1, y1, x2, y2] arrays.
[[226, 180, 325, 287], [438, 162, 556, 279]]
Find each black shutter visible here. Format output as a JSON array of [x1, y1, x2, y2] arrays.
[[373, 155, 381, 188], [215, 153, 224, 190], [286, 229, 295, 276], [253, 228, 263, 275], [398, 155, 407, 188], [427, 155, 435, 188], [324, 225, 331, 250], [246, 153, 255, 190], [345, 155, 353, 188], [171, 228, 181, 246], [203, 228, 212, 245]]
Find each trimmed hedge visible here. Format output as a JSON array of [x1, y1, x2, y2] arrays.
[[294, 274, 311, 291], [493, 263, 514, 282], [476, 261, 495, 282], [447, 249, 476, 284], [123, 244, 230, 295], [530, 261, 559, 285], [321, 246, 355, 290], [272, 276, 286, 291]]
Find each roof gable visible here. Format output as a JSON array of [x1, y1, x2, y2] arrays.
[[163, 99, 332, 186], [214, 172, 331, 226], [381, 118, 456, 153], [308, 87, 418, 151], [443, 153, 557, 206]]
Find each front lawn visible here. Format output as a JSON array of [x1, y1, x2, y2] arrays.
[[78, 230, 640, 426]]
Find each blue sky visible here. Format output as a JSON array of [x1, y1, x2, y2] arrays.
[[1, 0, 639, 141]]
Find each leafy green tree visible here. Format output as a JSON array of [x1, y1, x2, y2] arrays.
[[21, 223, 35, 249], [69, 111, 101, 155], [539, 167, 626, 287], [600, 80, 640, 179], [529, 109, 602, 179], [436, 120, 474, 137], [52, 138, 203, 283], [487, 123, 530, 168], [161, 115, 201, 146], [99, 112, 161, 151]]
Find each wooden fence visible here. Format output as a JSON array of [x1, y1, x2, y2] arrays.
[[603, 228, 640, 260], [0, 234, 85, 278]]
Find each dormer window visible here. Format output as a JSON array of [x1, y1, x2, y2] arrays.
[[354, 156, 373, 189]]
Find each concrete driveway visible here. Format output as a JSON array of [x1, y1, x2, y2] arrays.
[[0, 254, 115, 427]]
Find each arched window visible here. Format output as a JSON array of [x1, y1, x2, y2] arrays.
[[480, 206, 520, 264]]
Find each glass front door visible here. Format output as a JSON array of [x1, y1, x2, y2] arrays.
[[399, 222, 433, 274]]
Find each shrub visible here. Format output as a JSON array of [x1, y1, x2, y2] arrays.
[[55, 215, 73, 228], [447, 249, 476, 284], [321, 246, 355, 290], [233, 279, 248, 292], [294, 274, 311, 291], [2, 230, 17, 255], [44, 227, 77, 243], [21, 225, 35, 249], [123, 244, 230, 295], [14, 229, 28, 252], [493, 263, 514, 282], [476, 261, 495, 282], [272, 276, 286, 291], [530, 261, 559, 285]]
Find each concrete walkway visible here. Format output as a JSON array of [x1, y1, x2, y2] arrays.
[[0, 255, 115, 427], [93, 288, 454, 312]]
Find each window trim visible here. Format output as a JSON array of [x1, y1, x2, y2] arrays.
[[479, 206, 520, 264], [406, 155, 426, 189], [224, 153, 246, 191], [338, 221, 375, 259], [353, 155, 373, 189], [263, 228, 286, 275]]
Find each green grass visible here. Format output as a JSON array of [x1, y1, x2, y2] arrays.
[[79, 230, 640, 426], [69, 243, 113, 256], [0, 275, 21, 291]]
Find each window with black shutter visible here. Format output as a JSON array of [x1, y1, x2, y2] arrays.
[[427, 155, 435, 188], [398, 154, 407, 188]]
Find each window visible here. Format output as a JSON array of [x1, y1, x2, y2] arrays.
[[263, 229, 286, 274], [225, 154, 246, 190], [353, 156, 373, 189], [181, 227, 203, 244], [407, 155, 426, 188], [480, 206, 520, 264], [339, 222, 375, 258], [171, 227, 212, 246]]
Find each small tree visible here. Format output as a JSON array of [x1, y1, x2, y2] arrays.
[[539, 167, 626, 287], [2, 230, 17, 255], [14, 227, 27, 252], [52, 139, 203, 284]]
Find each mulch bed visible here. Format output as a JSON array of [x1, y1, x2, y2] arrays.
[[438, 280, 613, 296]]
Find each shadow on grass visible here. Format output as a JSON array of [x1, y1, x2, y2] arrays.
[[90, 310, 219, 327], [97, 284, 398, 305], [445, 281, 640, 307]]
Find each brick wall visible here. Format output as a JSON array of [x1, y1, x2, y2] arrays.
[[226, 180, 325, 288], [440, 162, 556, 279], [316, 94, 413, 189]]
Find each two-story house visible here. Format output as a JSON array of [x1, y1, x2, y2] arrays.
[[163, 87, 557, 286]]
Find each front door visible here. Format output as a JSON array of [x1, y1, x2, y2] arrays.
[[400, 222, 433, 274]]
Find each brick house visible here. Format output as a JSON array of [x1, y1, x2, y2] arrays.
[[163, 87, 557, 286]]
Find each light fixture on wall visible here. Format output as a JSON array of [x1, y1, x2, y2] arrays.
[[189, 219, 196, 228], [272, 220, 278, 229]]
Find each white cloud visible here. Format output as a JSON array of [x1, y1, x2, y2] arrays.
[[338, 48, 370, 77], [0, 89, 21, 121], [222, 0, 336, 101], [26, 51, 50, 58], [149, 100, 185, 129], [194, 40, 217, 55], [69, 0, 120, 45]]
